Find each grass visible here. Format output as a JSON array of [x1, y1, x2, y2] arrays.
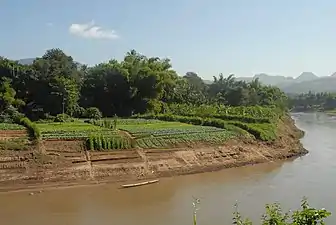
[[0, 123, 25, 130]]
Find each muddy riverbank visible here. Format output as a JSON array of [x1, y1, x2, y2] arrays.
[[0, 115, 307, 192]]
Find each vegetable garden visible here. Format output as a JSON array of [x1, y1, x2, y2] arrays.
[[36, 122, 115, 140], [1, 105, 283, 150], [0, 123, 25, 130]]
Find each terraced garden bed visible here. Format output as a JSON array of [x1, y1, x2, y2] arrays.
[[117, 119, 236, 149], [0, 123, 25, 131], [37, 122, 114, 140], [119, 122, 225, 138]]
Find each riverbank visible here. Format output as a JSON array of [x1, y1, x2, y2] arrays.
[[0, 115, 307, 192], [325, 109, 336, 116]]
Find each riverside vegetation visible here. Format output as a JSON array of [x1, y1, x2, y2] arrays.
[[0, 49, 330, 220], [288, 92, 336, 114], [192, 198, 331, 225], [0, 48, 289, 149]]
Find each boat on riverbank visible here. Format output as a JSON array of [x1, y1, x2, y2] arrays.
[[121, 179, 159, 188]]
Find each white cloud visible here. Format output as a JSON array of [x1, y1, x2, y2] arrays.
[[69, 21, 119, 40], [46, 22, 53, 27]]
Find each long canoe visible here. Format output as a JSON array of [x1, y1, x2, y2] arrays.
[[121, 179, 159, 188]]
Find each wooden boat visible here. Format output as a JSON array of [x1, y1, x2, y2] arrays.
[[121, 179, 159, 188]]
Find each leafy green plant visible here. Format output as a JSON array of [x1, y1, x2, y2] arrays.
[[54, 113, 73, 122], [85, 107, 102, 120], [194, 197, 331, 225], [0, 123, 25, 130]]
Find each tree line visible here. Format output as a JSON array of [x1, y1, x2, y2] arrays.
[[1, 48, 288, 121], [288, 92, 336, 112]]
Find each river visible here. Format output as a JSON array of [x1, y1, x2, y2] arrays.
[[0, 112, 335, 225]]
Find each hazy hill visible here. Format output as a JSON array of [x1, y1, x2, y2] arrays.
[[237, 72, 336, 93], [295, 72, 319, 82], [18, 58, 35, 65], [237, 73, 295, 86], [204, 72, 336, 94], [282, 76, 336, 93]]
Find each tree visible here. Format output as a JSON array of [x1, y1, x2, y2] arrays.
[[0, 48, 291, 120], [0, 78, 25, 122]]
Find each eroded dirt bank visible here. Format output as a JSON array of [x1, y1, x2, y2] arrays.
[[0, 116, 307, 192]]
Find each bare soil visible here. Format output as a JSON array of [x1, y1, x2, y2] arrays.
[[0, 130, 27, 140], [0, 116, 307, 192]]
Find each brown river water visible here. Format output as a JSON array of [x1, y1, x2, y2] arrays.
[[1, 112, 336, 225]]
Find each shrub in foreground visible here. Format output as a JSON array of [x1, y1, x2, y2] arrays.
[[192, 197, 331, 225]]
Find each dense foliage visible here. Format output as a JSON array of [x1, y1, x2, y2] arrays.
[[0, 49, 288, 120], [288, 92, 336, 112]]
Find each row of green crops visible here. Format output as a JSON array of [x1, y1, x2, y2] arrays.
[[37, 122, 107, 133], [120, 124, 225, 138], [37, 122, 111, 140], [86, 118, 165, 128], [86, 134, 134, 150], [0, 123, 25, 130], [165, 104, 282, 121], [135, 131, 236, 149], [133, 114, 275, 141], [41, 130, 119, 140]]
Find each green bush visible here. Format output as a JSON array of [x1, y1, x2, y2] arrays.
[[54, 114, 73, 122], [72, 105, 86, 118], [17, 117, 41, 141], [192, 197, 331, 225], [228, 121, 276, 141], [85, 107, 102, 119], [166, 103, 281, 121], [86, 118, 117, 130]]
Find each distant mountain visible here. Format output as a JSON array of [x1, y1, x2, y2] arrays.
[[216, 72, 336, 94], [295, 72, 318, 82], [282, 76, 336, 93], [18, 58, 35, 65], [237, 73, 294, 86], [236, 72, 336, 93]]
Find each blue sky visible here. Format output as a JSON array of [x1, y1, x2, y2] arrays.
[[1, 0, 335, 79]]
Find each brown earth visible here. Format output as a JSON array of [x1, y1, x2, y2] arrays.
[[0, 130, 27, 140], [0, 116, 307, 192]]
